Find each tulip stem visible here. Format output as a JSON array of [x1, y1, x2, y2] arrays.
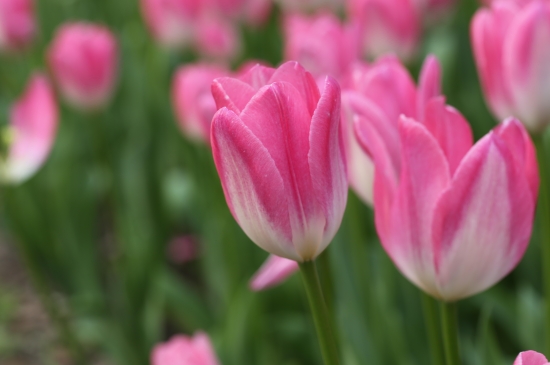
[[534, 135, 550, 354], [439, 301, 461, 365], [422, 293, 445, 365], [299, 260, 341, 365]]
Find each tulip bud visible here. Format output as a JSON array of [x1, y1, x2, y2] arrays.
[[250, 254, 299, 291], [151, 332, 220, 365], [172, 64, 228, 143], [514, 351, 550, 365], [2, 74, 58, 184], [0, 0, 35, 52], [211, 61, 348, 262], [47, 23, 118, 111]]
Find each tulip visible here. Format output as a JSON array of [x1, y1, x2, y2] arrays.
[[250, 254, 299, 291], [167, 235, 198, 264], [347, 0, 420, 60], [47, 23, 118, 111], [515, 351, 550, 365], [151, 332, 220, 365], [194, 14, 241, 61], [211, 61, 347, 262], [0, 0, 35, 52], [210, 0, 272, 26], [472, 0, 550, 133], [283, 12, 358, 81], [172, 64, 228, 143], [1, 74, 58, 184]]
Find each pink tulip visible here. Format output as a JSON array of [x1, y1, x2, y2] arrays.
[[347, 0, 420, 60], [167, 235, 199, 264], [211, 61, 348, 261], [514, 351, 550, 365], [0, 0, 35, 52], [355, 92, 538, 301], [341, 55, 441, 205], [194, 14, 241, 61], [283, 12, 358, 81], [172, 64, 228, 143], [151, 332, 220, 365], [141, 0, 200, 48], [472, 0, 550, 133], [2, 74, 58, 183], [250, 255, 299, 291], [47, 23, 118, 111], [210, 0, 272, 26]]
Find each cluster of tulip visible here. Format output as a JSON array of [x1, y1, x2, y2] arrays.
[[2, 0, 550, 364]]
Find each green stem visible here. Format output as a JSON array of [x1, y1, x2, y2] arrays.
[[439, 301, 461, 365], [534, 135, 550, 354], [317, 250, 335, 317], [299, 260, 341, 365], [422, 293, 445, 365]]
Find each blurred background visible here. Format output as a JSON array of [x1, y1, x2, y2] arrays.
[[0, 0, 547, 364]]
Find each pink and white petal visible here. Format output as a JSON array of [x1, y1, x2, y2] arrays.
[[417, 54, 442, 121], [211, 108, 300, 260], [308, 76, 347, 258], [211, 77, 257, 114], [432, 132, 535, 301], [249, 255, 299, 291], [151, 335, 191, 365], [385, 116, 450, 297], [514, 351, 549, 365], [422, 97, 473, 175], [268, 61, 321, 116], [494, 117, 539, 200]]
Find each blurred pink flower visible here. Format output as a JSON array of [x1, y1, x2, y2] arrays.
[[47, 23, 118, 111], [211, 61, 347, 261], [172, 63, 228, 143], [0, 0, 35, 51], [209, 0, 272, 26], [167, 235, 199, 264], [250, 254, 299, 291], [151, 332, 220, 365], [514, 351, 550, 365], [472, 0, 550, 132], [194, 14, 241, 61], [2, 74, 58, 183], [283, 12, 358, 80], [347, 0, 420, 60]]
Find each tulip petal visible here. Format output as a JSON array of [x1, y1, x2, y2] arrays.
[[211, 77, 257, 114], [432, 132, 535, 301], [249, 255, 299, 291], [238, 63, 275, 90], [417, 54, 442, 121], [514, 351, 549, 365], [211, 108, 301, 260], [191, 332, 221, 365]]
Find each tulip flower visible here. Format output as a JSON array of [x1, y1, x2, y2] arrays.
[[347, 0, 420, 60], [211, 61, 347, 262], [0, 0, 35, 52], [172, 64, 228, 143], [210, 0, 272, 26], [151, 332, 220, 365], [250, 254, 299, 291], [514, 351, 550, 365], [472, 0, 550, 133], [194, 14, 241, 61], [47, 23, 118, 111], [1, 74, 58, 184], [283, 12, 358, 81]]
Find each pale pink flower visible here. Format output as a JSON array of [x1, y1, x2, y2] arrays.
[[514, 351, 550, 365], [250, 255, 299, 291], [0, 0, 35, 51], [151, 332, 220, 365], [194, 14, 241, 61]]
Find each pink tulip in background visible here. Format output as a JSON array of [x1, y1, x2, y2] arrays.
[[347, 0, 420, 60], [151, 332, 220, 365], [211, 61, 348, 262], [210, 0, 272, 26], [283, 12, 358, 81], [472, 0, 550, 133], [514, 351, 550, 365], [172, 64, 228, 143], [250, 254, 299, 291], [0, 0, 35, 52], [47, 23, 118, 111], [2, 74, 58, 184], [194, 14, 241, 61]]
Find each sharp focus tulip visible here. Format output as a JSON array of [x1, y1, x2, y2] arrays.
[[472, 0, 550, 133], [250, 254, 299, 291], [514, 351, 550, 365], [355, 101, 539, 301], [47, 23, 118, 111], [211, 61, 348, 262], [0, 0, 35, 52], [172, 64, 228, 143], [151, 332, 220, 365], [347, 0, 420, 60], [2, 74, 58, 184], [341, 55, 441, 205]]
